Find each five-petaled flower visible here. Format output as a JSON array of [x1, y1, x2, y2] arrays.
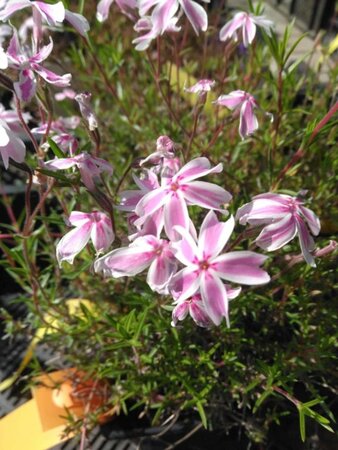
[[219, 11, 273, 47], [43, 152, 113, 191], [57, 211, 114, 266], [94, 235, 177, 294], [215, 90, 259, 139], [184, 79, 215, 95], [135, 157, 232, 241], [138, 0, 209, 37], [6, 32, 71, 102], [236, 193, 321, 267], [170, 211, 270, 326]]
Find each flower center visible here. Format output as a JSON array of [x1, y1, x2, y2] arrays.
[[199, 260, 209, 271], [170, 182, 180, 191]]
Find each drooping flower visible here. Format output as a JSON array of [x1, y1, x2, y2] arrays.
[[32, 116, 80, 155], [138, 0, 209, 36], [236, 193, 321, 267], [43, 152, 113, 191], [215, 90, 258, 139], [184, 79, 215, 95], [135, 157, 232, 241], [0, 119, 26, 169], [6, 32, 71, 102], [132, 14, 180, 51], [94, 235, 177, 294], [96, 0, 137, 22], [0, 103, 31, 133], [118, 170, 164, 239], [219, 11, 273, 47], [171, 294, 211, 327], [75, 92, 98, 131], [0, 1, 89, 39], [169, 211, 270, 326], [57, 211, 114, 266]]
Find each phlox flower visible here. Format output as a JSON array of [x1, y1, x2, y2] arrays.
[[96, 0, 137, 22], [171, 294, 211, 327], [94, 235, 177, 294], [219, 11, 273, 47], [0, 119, 26, 169], [6, 32, 71, 102], [135, 157, 232, 241], [133, 14, 180, 51], [236, 193, 321, 267], [0, 103, 31, 133], [184, 79, 215, 95], [0, 1, 89, 39], [169, 211, 270, 326], [55, 88, 76, 102], [171, 286, 241, 328], [57, 211, 114, 266], [118, 170, 164, 239], [32, 116, 80, 155], [43, 152, 113, 191], [138, 0, 209, 37], [215, 90, 258, 140]]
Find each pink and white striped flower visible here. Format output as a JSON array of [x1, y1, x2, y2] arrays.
[[219, 11, 273, 47], [94, 235, 177, 294], [57, 211, 114, 266], [0, 104, 31, 134], [138, 0, 209, 37], [236, 193, 321, 267], [171, 294, 211, 327], [135, 157, 232, 241], [184, 79, 215, 95], [132, 14, 180, 51], [97, 0, 137, 22], [0, 1, 89, 39], [43, 152, 113, 191], [6, 32, 71, 102], [0, 119, 26, 169], [215, 90, 258, 139], [170, 211, 270, 326]]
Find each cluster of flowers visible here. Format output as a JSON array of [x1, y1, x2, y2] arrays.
[[96, 0, 273, 51], [0, 2, 321, 329], [54, 137, 320, 328]]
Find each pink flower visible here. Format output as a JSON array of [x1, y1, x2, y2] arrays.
[[118, 170, 164, 239], [54, 88, 76, 101], [0, 104, 31, 133], [215, 90, 258, 139], [138, 0, 208, 37], [97, 0, 137, 22], [94, 235, 177, 294], [184, 79, 215, 95], [6, 32, 71, 102], [0, 119, 26, 169], [43, 152, 113, 191], [135, 157, 232, 241], [219, 11, 273, 47], [132, 14, 180, 51], [57, 211, 114, 266], [171, 294, 211, 327], [170, 211, 270, 326], [236, 193, 321, 267], [0, 1, 89, 39]]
